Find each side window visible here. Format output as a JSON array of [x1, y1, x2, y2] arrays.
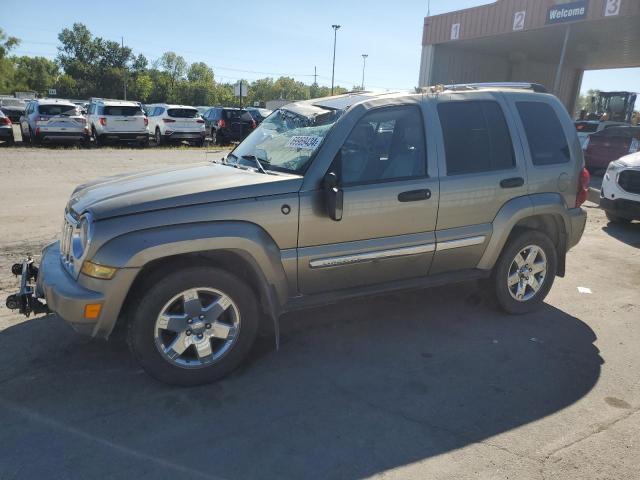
[[338, 106, 427, 185], [438, 100, 515, 175], [516, 101, 570, 165]]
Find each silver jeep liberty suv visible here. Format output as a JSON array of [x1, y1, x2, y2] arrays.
[[7, 83, 589, 386]]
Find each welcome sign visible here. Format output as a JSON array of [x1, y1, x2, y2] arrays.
[[546, 0, 589, 24]]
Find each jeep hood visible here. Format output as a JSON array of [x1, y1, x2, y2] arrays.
[[68, 162, 302, 219]]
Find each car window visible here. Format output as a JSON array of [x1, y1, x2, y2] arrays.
[[38, 104, 78, 116], [338, 105, 427, 185], [595, 127, 640, 138], [575, 122, 598, 133], [103, 106, 143, 116], [517, 101, 570, 165], [167, 108, 198, 118], [438, 100, 515, 175]]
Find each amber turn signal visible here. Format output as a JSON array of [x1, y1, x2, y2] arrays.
[[84, 303, 102, 319]]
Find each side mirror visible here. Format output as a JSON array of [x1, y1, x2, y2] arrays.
[[323, 171, 343, 221]]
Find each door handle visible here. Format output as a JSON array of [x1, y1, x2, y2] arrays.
[[398, 189, 431, 202], [500, 177, 524, 188]]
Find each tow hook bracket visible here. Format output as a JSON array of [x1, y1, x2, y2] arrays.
[[6, 258, 49, 317]]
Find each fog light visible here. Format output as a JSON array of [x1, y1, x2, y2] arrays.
[[81, 261, 117, 279], [84, 303, 102, 319]]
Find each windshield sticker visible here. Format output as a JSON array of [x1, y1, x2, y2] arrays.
[[286, 135, 322, 150]]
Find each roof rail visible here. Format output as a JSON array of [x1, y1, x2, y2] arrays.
[[443, 82, 548, 93]]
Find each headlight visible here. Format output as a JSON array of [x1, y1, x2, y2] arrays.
[[73, 212, 93, 258], [81, 261, 117, 280]]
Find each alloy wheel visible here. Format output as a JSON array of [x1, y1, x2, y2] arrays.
[[507, 244, 547, 302]]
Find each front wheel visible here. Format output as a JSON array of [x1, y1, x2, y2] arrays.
[[492, 230, 557, 314], [128, 266, 260, 386]]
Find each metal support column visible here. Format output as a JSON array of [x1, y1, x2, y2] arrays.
[[553, 25, 571, 95]]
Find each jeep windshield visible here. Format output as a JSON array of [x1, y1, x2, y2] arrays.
[[229, 105, 343, 174]]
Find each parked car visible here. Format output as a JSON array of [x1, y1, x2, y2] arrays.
[[0, 97, 27, 123], [575, 120, 628, 150], [20, 99, 88, 145], [196, 106, 212, 116], [600, 152, 640, 223], [584, 126, 640, 173], [146, 104, 205, 146], [0, 110, 15, 145], [86, 99, 149, 147], [245, 107, 272, 125], [202, 107, 256, 145], [7, 84, 589, 386]]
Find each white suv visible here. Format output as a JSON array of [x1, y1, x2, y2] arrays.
[[20, 99, 88, 145], [146, 104, 205, 146], [87, 99, 149, 147], [600, 150, 640, 223]]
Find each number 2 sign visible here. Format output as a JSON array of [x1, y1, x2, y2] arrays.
[[604, 0, 621, 17], [513, 11, 526, 31]]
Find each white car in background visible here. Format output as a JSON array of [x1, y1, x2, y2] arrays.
[[146, 104, 205, 146], [575, 120, 628, 150], [87, 99, 149, 147], [600, 151, 640, 223], [20, 99, 88, 145]]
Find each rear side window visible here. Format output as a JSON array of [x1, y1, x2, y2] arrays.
[[103, 106, 143, 116], [167, 108, 198, 118], [517, 102, 570, 165], [596, 127, 640, 138], [438, 100, 515, 175]]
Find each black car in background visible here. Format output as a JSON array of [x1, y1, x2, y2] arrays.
[[202, 107, 256, 145], [245, 107, 272, 125], [0, 98, 27, 123], [0, 110, 15, 145]]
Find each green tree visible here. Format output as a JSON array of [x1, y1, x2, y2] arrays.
[[0, 28, 20, 93], [12, 56, 59, 94]]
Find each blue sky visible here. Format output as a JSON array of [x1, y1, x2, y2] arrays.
[[3, 0, 638, 94]]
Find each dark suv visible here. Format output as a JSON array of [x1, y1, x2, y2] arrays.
[[202, 107, 256, 145]]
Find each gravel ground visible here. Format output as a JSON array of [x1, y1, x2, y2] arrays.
[[0, 147, 638, 480]]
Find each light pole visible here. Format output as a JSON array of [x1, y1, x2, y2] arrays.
[[361, 54, 368, 90], [331, 24, 341, 95]]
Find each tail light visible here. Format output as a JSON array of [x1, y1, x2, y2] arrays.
[[217, 119, 226, 128], [144, 116, 148, 127], [196, 119, 204, 124], [251, 119, 257, 129], [0, 117, 10, 126], [36, 116, 49, 123], [99, 117, 107, 126], [629, 138, 639, 154], [575, 167, 590, 207], [163, 118, 176, 123]]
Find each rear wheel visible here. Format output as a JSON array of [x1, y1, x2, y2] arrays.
[[155, 128, 163, 146], [605, 210, 631, 224], [127, 266, 260, 386], [492, 229, 557, 314]]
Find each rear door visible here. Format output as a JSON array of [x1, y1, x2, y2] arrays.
[[167, 108, 200, 131], [224, 109, 253, 140], [297, 103, 440, 294], [103, 105, 146, 133], [431, 92, 526, 274]]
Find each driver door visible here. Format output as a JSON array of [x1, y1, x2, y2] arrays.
[[297, 105, 439, 294]]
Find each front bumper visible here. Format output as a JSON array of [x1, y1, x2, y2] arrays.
[[600, 197, 640, 220], [8, 242, 140, 338]]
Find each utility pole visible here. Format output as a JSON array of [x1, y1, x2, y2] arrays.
[[122, 36, 127, 100], [331, 24, 341, 96], [361, 54, 368, 90], [314, 66, 317, 85]]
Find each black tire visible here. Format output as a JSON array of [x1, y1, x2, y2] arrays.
[[30, 127, 40, 145], [91, 127, 102, 147], [194, 138, 204, 147], [605, 210, 631, 224], [211, 130, 217, 146], [22, 127, 31, 144], [127, 266, 260, 386], [155, 128, 163, 146], [492, 229, 557, 315]]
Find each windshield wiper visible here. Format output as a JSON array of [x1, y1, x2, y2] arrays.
[[241, 155, 271, 175]]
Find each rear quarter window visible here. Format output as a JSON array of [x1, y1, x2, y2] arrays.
[[517, 102, 570, 165]]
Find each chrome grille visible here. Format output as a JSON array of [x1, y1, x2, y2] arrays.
[[60, 214, 76, 269], [618, 170, 640, 195]]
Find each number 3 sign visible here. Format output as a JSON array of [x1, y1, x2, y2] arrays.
[[604, 0, 621, 17]]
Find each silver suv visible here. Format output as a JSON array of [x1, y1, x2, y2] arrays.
[[19, 99, 88, 145], [7, 84, 589, 386]]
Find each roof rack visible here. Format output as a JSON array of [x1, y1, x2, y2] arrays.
[[443, 82, 548, 93]]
